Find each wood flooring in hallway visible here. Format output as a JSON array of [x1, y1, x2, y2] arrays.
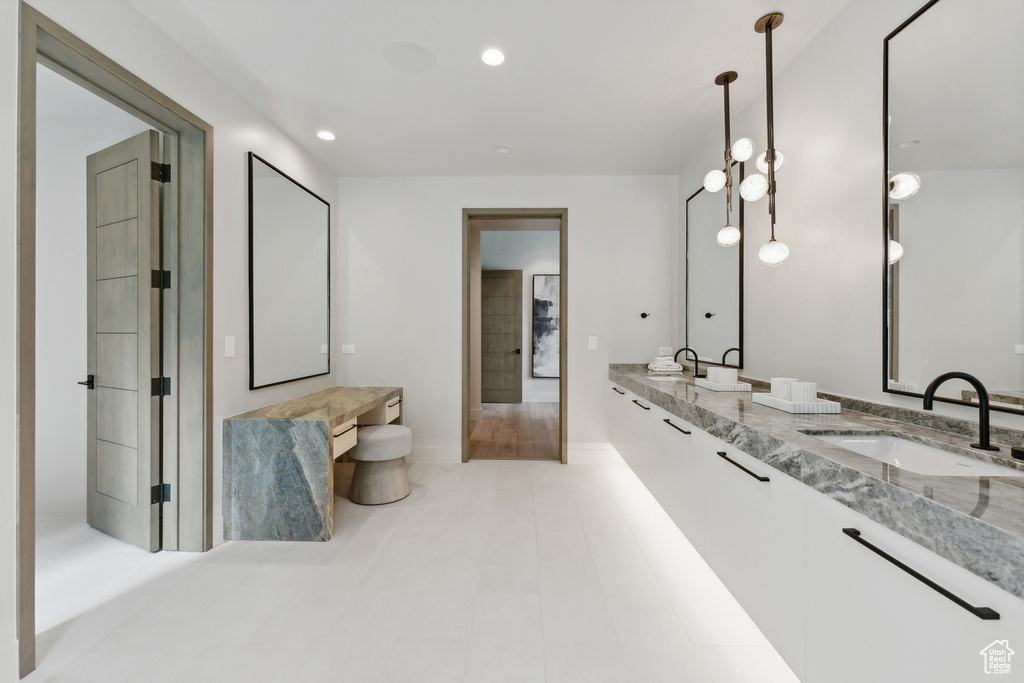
[[469, 402, 559, 461]]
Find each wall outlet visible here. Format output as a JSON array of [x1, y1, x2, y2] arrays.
[[321, 345, 329, 354], [588, 336, 598, 350], [1016, 345, 1024, 355], [659, 347, 673, 356], [224, 336, 235, 358], [341, 345, 355, 354]]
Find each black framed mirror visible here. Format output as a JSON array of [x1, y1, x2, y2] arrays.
[[882, 0, 1024, 414], [248, 152, 331, 389], [684, 162, 744, 368]]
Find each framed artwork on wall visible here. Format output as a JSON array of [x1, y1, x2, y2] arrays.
[[532, 274, 560, 378]]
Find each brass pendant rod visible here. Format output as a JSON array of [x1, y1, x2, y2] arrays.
[[764, 20, 778, 241], [723, 77, 734, 219]]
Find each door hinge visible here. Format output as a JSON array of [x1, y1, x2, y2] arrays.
[[150, 162, 171, 183], [151, 483, 171, 504], [151, 376, 171, 396], [151, 270, 172, 289]]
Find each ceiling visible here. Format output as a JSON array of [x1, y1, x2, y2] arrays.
[[121, 0, 853, 177]]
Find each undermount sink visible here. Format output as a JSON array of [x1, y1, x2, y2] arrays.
[[810, 433, 1024, 477]]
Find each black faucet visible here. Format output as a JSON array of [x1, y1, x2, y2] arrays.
[[922, 371, 999, 452], [674, 347, 704, 378]]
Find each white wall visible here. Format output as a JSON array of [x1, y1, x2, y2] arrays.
[[480, 230, 560, 402], [35, 83, 152, 515], [338, 176, 678, 458], [677, 0, 1024, 431]]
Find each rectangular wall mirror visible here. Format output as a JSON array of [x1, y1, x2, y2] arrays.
[[683, 162, 744, 368], [249, 152, 331, 389], [883, 0, 1024, 414]]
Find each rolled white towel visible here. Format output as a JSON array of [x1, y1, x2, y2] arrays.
[[648, 362, 683, 372], [653, 356, 675, 363]]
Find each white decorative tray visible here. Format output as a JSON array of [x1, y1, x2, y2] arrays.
[[752, 393, 841, 414], [695, 378, 751, 392]]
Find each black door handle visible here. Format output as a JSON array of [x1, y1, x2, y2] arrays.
[[78, 375, 94, 390], [515, 349, 521, 354]]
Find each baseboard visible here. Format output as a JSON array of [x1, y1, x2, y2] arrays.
[[523, 393, 559, 403], [568, 442, 614, 450], [1, 637, 20, 681], [469, 408, 482, 421], [407, 445, 462, 463]]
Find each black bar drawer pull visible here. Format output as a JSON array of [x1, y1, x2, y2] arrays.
[[841, 528, 999, 620], [333, 424, 357, 438], [612, 387, 625, 395], [632, 400, 650, 411], [663, 418, 691, 435], [716, 451, 770, 482]]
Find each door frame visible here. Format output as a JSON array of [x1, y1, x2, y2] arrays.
[[17, 4, 213, 676], [462, 209, 568, 464]]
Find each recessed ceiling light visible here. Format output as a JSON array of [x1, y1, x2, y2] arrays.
[[481, 49, 505, 66], [317, 131, 336, 141], [493, 144, 512, 154]]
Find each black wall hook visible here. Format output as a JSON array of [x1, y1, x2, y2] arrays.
[[640, 312, 650, 319]]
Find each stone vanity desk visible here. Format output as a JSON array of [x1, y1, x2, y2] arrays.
[[223, 386, 402, 542], [609, 364, 1024, 600]]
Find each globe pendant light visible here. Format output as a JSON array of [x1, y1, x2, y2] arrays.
[[888, 239, 904, 264], [707, 71, 746, 248], [888, 172, 921, 200], [718, 223, 741, 247], [755, 13, 789, 267]]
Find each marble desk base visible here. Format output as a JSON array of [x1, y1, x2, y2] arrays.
[[223, 386, 402, 541]]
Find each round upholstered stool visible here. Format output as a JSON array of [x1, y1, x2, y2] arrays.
[[348, 425, 412, 505]]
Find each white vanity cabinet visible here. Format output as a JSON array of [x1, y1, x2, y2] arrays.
[[609, 383, 656, 468], [650, 404, 707, 553], [805, 489, 1024, 683], [703, 438, 807, 679]]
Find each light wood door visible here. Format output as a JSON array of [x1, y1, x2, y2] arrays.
[[86, 130, 162, 551], [481, 270, 522, 403]]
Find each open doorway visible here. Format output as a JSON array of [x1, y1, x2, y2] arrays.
[[34, 62, 159, 629], [462, 210, 568, 464], [18, 6, 213, 676]]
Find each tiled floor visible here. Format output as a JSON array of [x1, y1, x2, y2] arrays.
[[27, 448, 799, 682]]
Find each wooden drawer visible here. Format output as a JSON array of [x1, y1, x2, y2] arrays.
[[358, 396, 402, 425], [332, 418, 357, 459]]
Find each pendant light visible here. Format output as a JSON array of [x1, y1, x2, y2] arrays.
[[754, 13, 789, 267], [704, 71, 746, 248]]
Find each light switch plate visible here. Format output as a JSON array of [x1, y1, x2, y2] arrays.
[[1016, 344, 1024, 355], [659, 347, 673, 355], [321, 345, 329, 354], [342, 345, 355, 354], [224, 336, 235, 358], [588, 336, 598, 350]]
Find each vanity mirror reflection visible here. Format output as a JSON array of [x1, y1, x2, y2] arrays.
[[684, 163, 743, 368], [883, 0, 1024, 413], [249, 152, 331, 389]]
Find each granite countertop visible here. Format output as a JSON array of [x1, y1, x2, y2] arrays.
[[225, 386, 402, 428], [609, 364, 1024, 600]]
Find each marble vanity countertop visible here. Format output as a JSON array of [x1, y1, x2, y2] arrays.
[[226, 386, 402, 428], [609, 364, 1024, 600]]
